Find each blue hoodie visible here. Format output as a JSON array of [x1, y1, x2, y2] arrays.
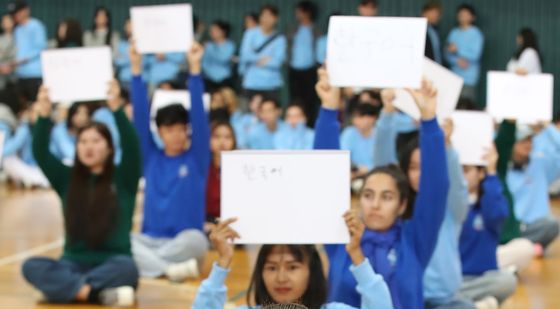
[[460, 175, 509, 275], [131, 73, 210, 237], [274, 122, 314, 150], [315, 107, 449, 309], [444, 26, 484, 86]]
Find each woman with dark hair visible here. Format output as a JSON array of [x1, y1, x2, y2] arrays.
[[192, 214, 393, 309], [205, 121, 237, 226], [21, 81, 141, 306], [83, 6, 119, 52], [315, 68, 449, 309], [50, 18, 83, 48], [243, 12, 259, 31], [507, 28, 542, 75]]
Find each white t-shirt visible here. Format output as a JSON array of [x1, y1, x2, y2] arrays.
[[507, 47, 542, 74]]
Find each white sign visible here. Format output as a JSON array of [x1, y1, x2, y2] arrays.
[[41, 47, 113, 103], [221, 151, 351, 244], [393, 57, 464, 120], [0, 131, 5, 163], [131, 4, 194, 54], [451, 111, 494, 166], [487, 71, 554, 123], [326, 16, 427, 88]]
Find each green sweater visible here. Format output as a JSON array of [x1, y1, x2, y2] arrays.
[[495, 121, 521, 243], [33, 108, 141, 265]]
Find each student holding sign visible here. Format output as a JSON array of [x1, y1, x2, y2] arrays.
[[192, 216, 393, 309], [506, 28, 542, 75], [22, 81, 141, 306], [458, 145, 518, 306], [239, 4, 286, 102], [314, 68, 449, 308], [129, 42, 210, 282]]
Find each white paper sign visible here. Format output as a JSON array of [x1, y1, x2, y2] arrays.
[[327, 16, 427, 88], [41, 47, 113, 103], [131, 4, 194, 54], [451, 111, 494, 166], [149, 89, 210, 133], [393, 57, 464, 120], [0, 131, 5, 163], [487, 71, 554, 123], [221, 151, 351, 244]]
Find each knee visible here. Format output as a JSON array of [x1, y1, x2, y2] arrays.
[[178, 230, 210, 252], [492, 273, 518, 302], [21, 257, 48, 283], [107, 256, 139, 285]]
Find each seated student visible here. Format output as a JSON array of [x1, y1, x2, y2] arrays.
[[129, 43, 210, 282], [192, 215, 393, 309], [274, 104, 314, 150], [144, 52, 184, 92], [49, 102, 91, 166], [374, 91, 473, 309], [232, 93, 262, 149], [246, 98, 286, 150], [507, 124, 560, 252], [114, 18, 132, 87], [314, 68, 449, 308], [206, 121, 237, 226], [459, 145, 517, 307], [341, 103, 379, 176], [202, 20, 236, 92], [1, 105, 49, 188], [22, 82, 141, 306], [533, 115, 560, 195], [220, 87, 243, 124]]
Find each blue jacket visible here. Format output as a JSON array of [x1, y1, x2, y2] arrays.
[[14, 18, 47, 78], [49, 123, 75, 165], [340, 126, 376, 170], [131, 74, 210, 237], [274, 123, 314, 150], [114, 40, 132, 84], [192, 259, 393, 309], [316, 35, 327, 65], [239, 27, 286, 90], [202, 40, 235, 83], [246, 120, 286, 150], [460, 175, 509, 275], [444, 26, 484, 86], [315, 107, 449, 309], [290, 25, 315, 70], [144, 53, 184, 86]]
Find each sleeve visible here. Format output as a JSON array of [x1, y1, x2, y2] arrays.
[[315, 37, 327, 64], [191, 263, 230, 309], [479, 175, 509, 235], [313, 107, 340, 150], [445, 148, 470, 224], [32, 117, 70, 196], [212, 42, 236, 64], [495, 121, 516, 180], [23, 22, 47, 61], [51, 124, 75, 162], [187, 74, 211, 174], [2, 124, 30, 157], [372, 111, 399, 168], [351, 259, 394, 309], [541, 151, 560, 185], [517, 49, 541, 73], [262, 36, 286, 69], [456, 29, 484, 62], [444, 31, 458, 65], [340, 128, 351, 151], [167, 52, 185, 65], [114, 42, 130, 67], [130, 75, 158, 162], [409, 118, 450, 268], [239, 30, 260, 65], [114, 108, 142, 194]]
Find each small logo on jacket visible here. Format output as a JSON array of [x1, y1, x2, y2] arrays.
[[179, 165, 189, 178]]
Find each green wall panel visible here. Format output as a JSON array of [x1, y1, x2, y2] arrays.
[[16, 0, 560, 113]]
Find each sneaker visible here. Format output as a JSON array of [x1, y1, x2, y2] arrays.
[[165, 258, 200, 282], [475, 296, 498, 309], [99, 286, 135, 307]]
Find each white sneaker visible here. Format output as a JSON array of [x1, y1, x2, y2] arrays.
[[165, 258, 200, 282], [475, 296, 499, 309], [99, 286, 135, 307]]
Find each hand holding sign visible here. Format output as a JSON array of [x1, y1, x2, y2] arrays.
[[315, 68, 340, 110], [406, 78, 438, 120], [209, 218, 240, 269]]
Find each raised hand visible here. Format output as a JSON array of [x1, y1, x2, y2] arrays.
[[380, 88, 396, 113], [344, 209, 365, 265], [187, 42, 204, 74], [406, 78, 438, 121], [129, 43, 142, 75], [483, 144, 499, 175], [208, 218, 240, 269], [441, 118, 454, 147], [35, 86, 52, 118], [107, 79, 123, 111], [315, 67, 340, 110]]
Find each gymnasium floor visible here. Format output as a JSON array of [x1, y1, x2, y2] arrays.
[[0, 184, 559, 308]]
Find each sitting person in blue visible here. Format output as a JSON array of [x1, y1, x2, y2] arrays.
[[340, 103, 379, 177], [314, 68, 449, 309], [246, 98, 285, 149], [274, 104, 314, 150]]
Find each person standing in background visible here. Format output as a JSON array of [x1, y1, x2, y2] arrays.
[[9, 0, 47, 110], [243, 12, 258, 31], [49, 18, 83, 49], [423, 2, 443, 64], [0, 13, 17, 114], [445, 4, 484, 100], [507, 28, 542, 75], [83, 7, 119, 53], [358, 0, 379, 16], [202, 20, 235, 92], [288, 1, 320, 127], [239, 4, 286, 103]]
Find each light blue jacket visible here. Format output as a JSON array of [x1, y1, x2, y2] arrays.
[[290, 25, 315, 70], [444, 26, 484, 86], [144, 52, 184, 86], [14, 18, 47, 78], [246, 120, 286, 150], [316, 35, 327, 65], [202, 40, 236, 83], [274, 123, 314, 150], [341, 126, 376, 170], [192, 259, 394, 309]]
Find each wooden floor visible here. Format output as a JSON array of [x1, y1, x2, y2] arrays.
[[0, 184, 559, 308]]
